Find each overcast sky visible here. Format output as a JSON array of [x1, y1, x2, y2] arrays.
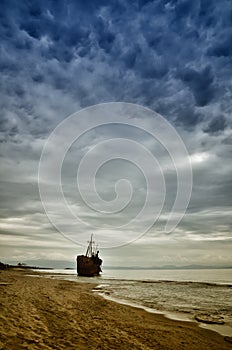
[[0, 0, 232, 268]]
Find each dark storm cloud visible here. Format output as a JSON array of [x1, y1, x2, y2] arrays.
[[1, 0, 231, 119], [178, 65, 215, 107], [204, 115, 227, 135], [173, 103, 202, 129], [0, 0, 232, 265]]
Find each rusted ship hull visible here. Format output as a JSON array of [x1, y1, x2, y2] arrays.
[[77, 255, 102, 277]]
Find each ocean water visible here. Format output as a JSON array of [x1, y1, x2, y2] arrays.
[[36, 268, 232, 336]]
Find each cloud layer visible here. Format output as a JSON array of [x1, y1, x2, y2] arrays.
[[0, 0, 231, 267]]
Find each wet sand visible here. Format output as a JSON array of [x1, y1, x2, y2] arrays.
[[0, 269, 231, 350]]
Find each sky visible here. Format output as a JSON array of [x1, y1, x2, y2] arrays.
[[0, 0, 232, 268]]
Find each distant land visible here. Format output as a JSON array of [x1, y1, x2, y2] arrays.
[[2, 260, 232, 270], [0, 261, 54, 270], [103, 265, 232, 270]]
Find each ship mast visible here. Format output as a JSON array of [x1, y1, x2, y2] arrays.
[[85, 233, 94, 257]]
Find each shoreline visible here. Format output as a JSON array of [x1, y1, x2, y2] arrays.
[[96, 291, 232, 337], [32, 270, 232, 337], [0, 269, 231, 349]]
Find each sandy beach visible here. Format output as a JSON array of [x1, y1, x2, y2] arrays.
[[0, 270, 231, 350]]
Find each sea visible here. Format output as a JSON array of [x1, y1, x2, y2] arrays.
[[35, 268, 232, 337]]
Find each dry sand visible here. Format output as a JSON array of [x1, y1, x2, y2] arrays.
[[0, 269, 231, 350]]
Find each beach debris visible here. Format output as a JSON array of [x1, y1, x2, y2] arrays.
[[29, 339, 40, 344], [194, 313, 225, 324]]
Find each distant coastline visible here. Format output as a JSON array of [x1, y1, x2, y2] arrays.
[[103, 265, 232, 270], [0, 262, 53, 270], [1, 261, 231, 271]]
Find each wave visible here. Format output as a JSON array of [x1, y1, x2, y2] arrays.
[[138, 280, 232, 288]]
